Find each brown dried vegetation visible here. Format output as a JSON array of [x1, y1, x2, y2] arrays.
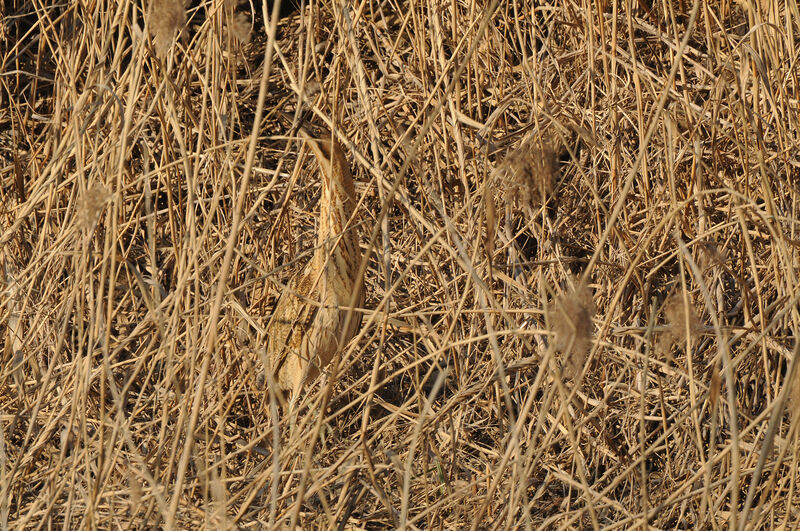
[[1, 0, 800, 528]]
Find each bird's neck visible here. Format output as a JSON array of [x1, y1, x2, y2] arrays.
[[316, 148, 358, 270]]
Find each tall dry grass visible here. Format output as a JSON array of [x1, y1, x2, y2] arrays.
[[1, 0, 800, 527]]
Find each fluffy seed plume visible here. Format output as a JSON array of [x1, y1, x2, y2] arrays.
[[551, 281, 595, 379], [77, 181, 111, 232], [149, 0, 186, 58], [495, 136, 557, 211], [657, 290, 701, 360], [230, 12, 252, 44]]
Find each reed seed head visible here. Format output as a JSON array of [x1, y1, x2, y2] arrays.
[[657, 290, 701, 360], [77, 182, 111, 232], [495, 137, 557, 211], [551, 281, 595, 379], [149, 0, 186, 58]]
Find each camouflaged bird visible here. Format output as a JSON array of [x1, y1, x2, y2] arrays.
[[266, 119, 363, 397]]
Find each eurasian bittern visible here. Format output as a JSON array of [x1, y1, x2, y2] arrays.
[[266, 118, 363, 398]]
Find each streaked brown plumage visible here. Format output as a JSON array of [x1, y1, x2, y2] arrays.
[[266, 120, 363, 397]]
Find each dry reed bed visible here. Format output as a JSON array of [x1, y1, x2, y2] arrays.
[[1, 0, 799, 528]]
